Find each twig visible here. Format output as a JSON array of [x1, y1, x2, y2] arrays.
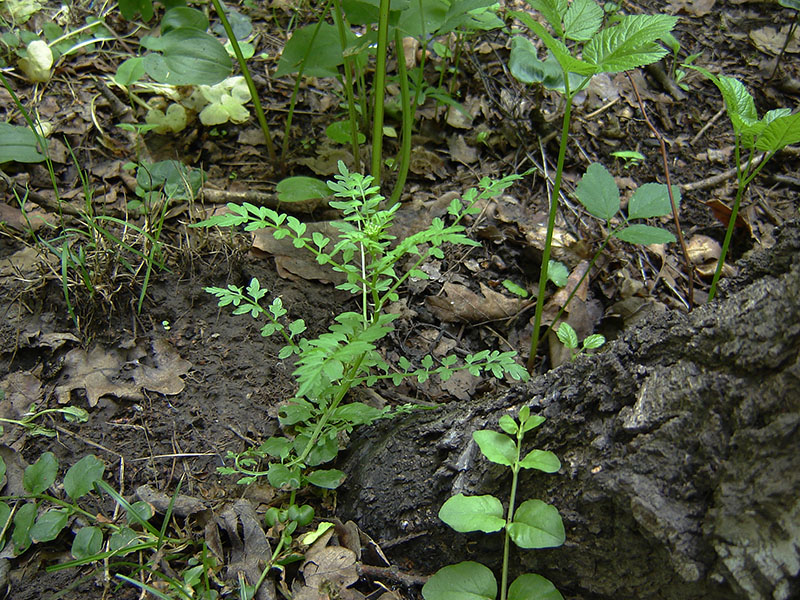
[[356, 563, 429, 588], [681, 153, 767, 192], [627, 72, 694, 309], [690, 107, 725, 146]]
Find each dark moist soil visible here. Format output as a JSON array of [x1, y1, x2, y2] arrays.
[[1, 0, 799, 598]]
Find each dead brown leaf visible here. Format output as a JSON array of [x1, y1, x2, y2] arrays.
[[426, 282, 527, 323], [667, 0, 715, 17]]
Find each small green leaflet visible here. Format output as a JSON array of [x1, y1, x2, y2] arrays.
[[563, 0, 603, 41], [422, 561, 497, 600], [508, 573, 565, 600], [507, 499, 565, 549], [575, 162, 619, 220], [614, 224, 676, 245], [583, 14, 677, 73], [438, 493, 506, 533], [628, 183, 679, 219]]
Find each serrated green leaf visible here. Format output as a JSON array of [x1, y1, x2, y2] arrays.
[[528, 0, 568, 36], [575, 162, 619, 220], [548, 260, 569, 287], [473, 430, 516, 466], [24, 452, 58, 495], [756, 112, 800, 152], [628, 183, 679, 219], [583, 333, 606, 349], [563, 0, 603, 41], [583, 14, 677, 73], [507, 499, 565, 548], [519, 449, 561, 473], [64, 455, 105, 500], [422, 561, 497, 600], [688, 67, 759, 137], [508, 573, 564, 600], [556, 322, 578, 349], [614, 224, 675, 245], [72, 526, 103, 560], [439, 494, 505, 533], [511, 11, 595, 76]]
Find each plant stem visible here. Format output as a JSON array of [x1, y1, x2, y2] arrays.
[[332, 0, 362, 171], [209, 0, 278, 170], [390, 26, 412, 205], [528, 87, 573, 373], [371, 0, 391, 186], [500, 428, 524, 600]]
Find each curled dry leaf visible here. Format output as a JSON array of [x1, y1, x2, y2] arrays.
[[687, 234, 737, 278]]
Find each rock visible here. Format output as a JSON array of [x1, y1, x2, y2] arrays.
[[337, 221, 800, 600]]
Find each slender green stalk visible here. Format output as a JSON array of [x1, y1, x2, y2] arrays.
[[500, 429, 524, 600], [707, 143, 773, 301], [390, 26, 413, 204], [209, 0, 278, 170], [371, 0, 391, 185], [528, 80, 574, 372], [332, 0, 362, 171]]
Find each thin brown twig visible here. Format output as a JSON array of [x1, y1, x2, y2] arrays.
[[627, 72, 694, 309]]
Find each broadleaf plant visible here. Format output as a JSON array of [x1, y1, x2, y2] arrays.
[[423, 407, 564, 600], [508, 0, 677, 370], [195, 161, 528, 514], [687, 66, 800, 300]]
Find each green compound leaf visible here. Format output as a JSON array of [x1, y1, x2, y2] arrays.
[[72, 526, 103, 560], [575, 162, 619, 221], [141, 28, 231, 86], [519, 449, 561, 473], [628, 183, 679, 219], [508, 573, 564, 600], [756, 111, 800, 152], [508, 499, 565, 549], [688, 67, 759, 138], [511, 11, 595, 76], [473, 430, 516, 466], [438, 493, 505, 533], [30, 508, 69, 543], [23, 452, 58, 495], [563, 0, 603, 41], [614, 224, 676, 245], [583, 14, 677, 73], [63, 455, 105, 500], [422, 561, 497, 600], [0, 122, 46, 164]]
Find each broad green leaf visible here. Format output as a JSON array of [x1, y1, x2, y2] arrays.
[[756, 112, 800, 152], [507, 499, 565, 548], [422, 561, 497, 600], [64, 455, 105, 500], [563, 0, 603, 41], [521, 414, 546, 433], [0, 122, 46, 163], [628, 183, 679, 219], [0, 501, 9, 551], [473, 430, 516, 466], [438, 493, 505, 533], [688, 67, 758, 137], [779, 0, 800, 9], [438, 0, 504, 34], [306, 469, 346, 489], [342, 0, 409, 26], [556, 322, 578, 349], [267, 464, 301, 490], [583, 14, 677, 73], [511, 11, 595, 77], [519, 449, 561, 473], [126, 501, 153, 524], [114, 56, 145, 86], [575, 162, 619, 220], [160, 7, 208, 33], [528, 0, 568, 36], [614, 224, 675, 245], [109, 527, 140, 554], [508, 573, 564, 600], [397, 0, 448, 38], [509, 38, 579, 92], [118, 0, 154, 21], [583, 333, 605, 349], [141, 28, 231, 86], [276, 176, 331, 203], [23, 452, 58, 495], [326, 120, 365, 145], [275, 22, 352, 78], [30, 508, 69, 543], [12, 502, 37, 552], [258, 436, 292, 460], [498, 414, 518, 435], [72, 526, 103, 559]]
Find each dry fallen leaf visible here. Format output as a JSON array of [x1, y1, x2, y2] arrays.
[[53, 338, 191, 406], [750, 25, 800, 56], [426, 282, 527, 323], [667, 0, 715, 17]]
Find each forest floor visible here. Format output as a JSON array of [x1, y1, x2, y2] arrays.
[[0, 1, 798, 599]]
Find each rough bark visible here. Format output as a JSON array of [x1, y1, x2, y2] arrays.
[[337, 221, 800, 600]]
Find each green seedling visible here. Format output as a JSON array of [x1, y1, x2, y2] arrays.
[[503, 280, 529, 298], [660, 31, 699, 92], [0, 399, 88, 438], [610, 150, 645, 168], [556, 321, 605, 360], [507, 0, 677, 371], [423, 407, 564, 600], [197, 162, 528, 492], [687, 66, 800, 301]]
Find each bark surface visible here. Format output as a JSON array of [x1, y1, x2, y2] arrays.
[[337, 221, 800, 600]]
